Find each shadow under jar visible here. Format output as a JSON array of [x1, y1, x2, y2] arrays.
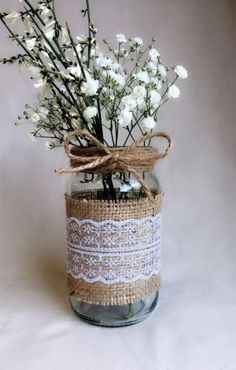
[[65, 146, 163, 327]]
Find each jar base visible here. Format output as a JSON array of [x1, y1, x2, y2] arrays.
[[69, 291, 159, 327]]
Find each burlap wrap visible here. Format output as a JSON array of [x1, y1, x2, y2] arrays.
[[57, 129, 172, 306], [66, 189, 163, 306]]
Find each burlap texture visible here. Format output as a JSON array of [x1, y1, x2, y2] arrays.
[[66, 189, 163, 305], [70, 146, 160, 174], [68, 274, 161, 306]]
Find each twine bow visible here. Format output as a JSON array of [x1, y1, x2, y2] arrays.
[[56, 129, 173, 203]]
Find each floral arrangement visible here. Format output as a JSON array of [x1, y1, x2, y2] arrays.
[[0, 0, 188, 200], [0, 0, 188, 150], [1, 2, 189, 326]]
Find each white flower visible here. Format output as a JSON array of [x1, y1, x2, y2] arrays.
[[151, 77, 162, 90], [147, 62, 157, 73], [132, 85, 146, 99], [41, 50, 49, 58], [114, 74, 125, 86], [27, 132, 37, 143], [102, 70, 109, 78], [43, 20, 55, 40], [107, 71, 125, 86], [116, 33, 127, 43], [28, 65, 40, 76], [122, 96, 137, 111], [61, 27, 70, 44], [102, 87, 108, 94], [67, 64, 81, 78], [38, 4, 50, 16], [83, 106, 98, 122], [45, 141, 53, 151], [90, 47, 97, 58], [25, 37, 36, 51], [118, 108, 133, 127], [136, 71, 149, 84], [150, 91, 161, 109], [33, 78, 46, 89], [38, 107, 49, 119], [149, 48, 160, 61], [174, 65, 188, 79], [136, 98, 146, 110], [110, 62, 122, 72], [133, 37, 143, 46], [96, 55, 112, 67], [5, 10, 20, 24], [157, 64, 167, 78], [141, 116, 156, 131], [81, 76, 99, 96], [30, 113, 40, 123], [167, 85, 180, 99], [24, 16, 33, 34], [120, 48, 128, 56], [107, 70, 116, 79], [75, 43, 82, 54], [129, 180, 141, 190]]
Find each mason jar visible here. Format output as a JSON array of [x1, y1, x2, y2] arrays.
[[65, 161, 163, 327]]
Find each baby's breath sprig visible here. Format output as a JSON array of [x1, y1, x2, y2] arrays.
[[0, 0, 188, 151]]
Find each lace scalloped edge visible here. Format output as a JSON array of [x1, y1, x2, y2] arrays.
[[66, 213, 161, 284]]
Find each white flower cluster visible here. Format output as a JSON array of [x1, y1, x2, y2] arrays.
[[81, 72, 99, 96], [83, 106, 98, 122], [1, 3, 188, 148], [92, 36, 188, 133]]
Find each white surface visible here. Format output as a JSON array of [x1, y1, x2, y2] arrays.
[[1, 0, 236, 369]]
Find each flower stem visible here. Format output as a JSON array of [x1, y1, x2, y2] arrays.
[[0, 17, 35, 61], [86, 0, 92, 68], [66, 22, 86, 79]]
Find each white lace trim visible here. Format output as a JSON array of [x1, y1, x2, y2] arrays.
[[67, 214, 161, 284]]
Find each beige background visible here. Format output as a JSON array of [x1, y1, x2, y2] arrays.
[[0, 0, 236, 369]]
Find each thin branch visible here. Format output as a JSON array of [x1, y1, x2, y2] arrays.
[[86, 0, 92, 68], [0, 17, 35, 60], [66, 23, 86, 77]]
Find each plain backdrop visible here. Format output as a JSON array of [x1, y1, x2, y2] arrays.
[[0, 0, 236, 369]]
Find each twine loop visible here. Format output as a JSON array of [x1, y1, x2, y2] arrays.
[[56, 129, 173, 203]]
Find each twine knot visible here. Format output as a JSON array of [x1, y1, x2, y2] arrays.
[[56, 129, 173, 203]]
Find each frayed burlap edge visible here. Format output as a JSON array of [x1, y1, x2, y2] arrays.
[[68, 274, 161, 306], [66, 189, 163, 221]]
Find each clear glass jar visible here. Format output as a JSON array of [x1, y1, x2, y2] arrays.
[[66, 170, 162, 327]]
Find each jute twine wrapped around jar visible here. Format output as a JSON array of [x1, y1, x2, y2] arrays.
[[56, 129, 173, 305]]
